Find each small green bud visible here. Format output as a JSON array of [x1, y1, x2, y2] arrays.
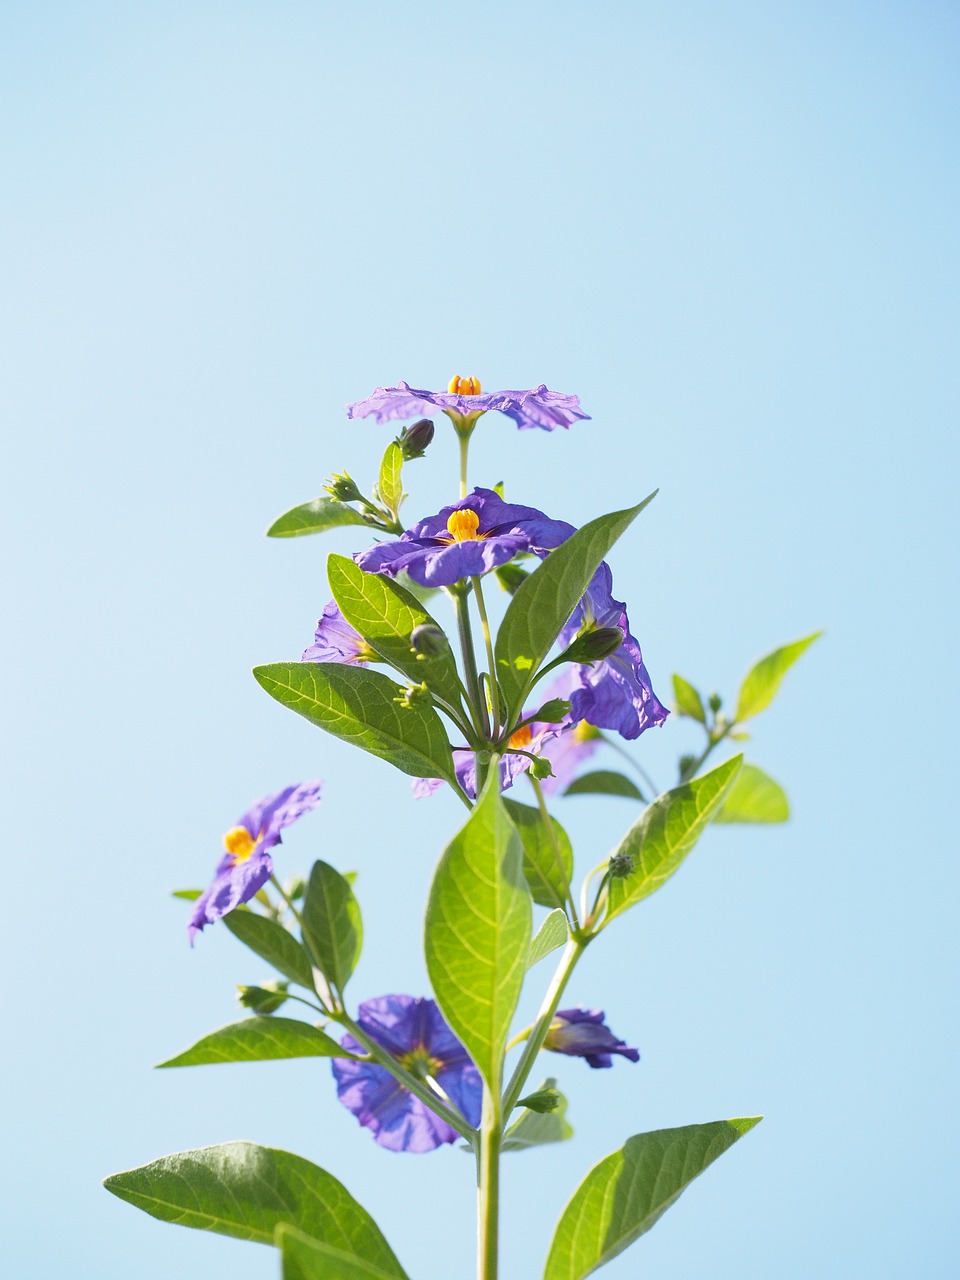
[[534, 698, 572, 723], [395, 417, 435, 460], [324, 471, 363, 503], [708, 691, 723, 713], [608, 852, 635, 879], [237, 980, 289, 1015], [529, 756, 555, 781], [560, 625, 624, 665], [517, 1087, 561, 1114], [410, 623, 449, 657], [396, 681, 431, 708], [494, 562, 529, 595]]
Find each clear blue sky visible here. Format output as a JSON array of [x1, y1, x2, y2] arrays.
[[2, 2, 957, 1277]]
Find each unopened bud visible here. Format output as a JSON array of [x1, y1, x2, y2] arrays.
[[237, 980, 289, 1015], [517, 1087, 561, 1113], [708, 691, 722, 713], [608, 852, 635, 880], [324, 471, 363, 503], [560, 625, 624, 665], [395, 418, 435, 460], [535, 698, 572, 723], [396, 681, 431, 708], [410, 623, 449, 657], [529, 756, 555, 781]]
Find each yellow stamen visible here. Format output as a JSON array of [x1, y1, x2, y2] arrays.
[[445, 508, 482, 541], [223, 825, 257, 863], [573, 721, 601, 743], [509, 725, 533, 750], [447, 374, 482, 396]]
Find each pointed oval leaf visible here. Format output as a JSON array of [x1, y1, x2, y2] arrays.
[[327, 554, 463, 707], [494, 494, 657, 717], [424, 774, 532, 1089], [278, 1224, 409, 1280], [254, 662, 457, 784], [543, 1117, 761, 1280], [267, 498, 368, 538], [503, 1078, 573, 1153], [224, 912, 315, 988], [735, 631, 822, 722], [377, 442, 403, 515], [715, 763, 789, 823], [563, 770, 645, 802], [301, 860, 363, 994], [527, 909, 569, 971], [504, 799, 573, 910], [671, 674, 706, 723], [103, 1142, 407, 1277], [605, 757, 742, 924], [156, 1017, 347, 1067]]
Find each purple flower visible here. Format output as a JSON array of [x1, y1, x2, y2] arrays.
[[355, 488, 574, 588], [332, 995, 482, 1152], [559, 563, 669, 740], [347, 377, 589, 433], [544, 1008, 640, 1069], [302, 600, 376, 664], [187, 781, 323, 943]]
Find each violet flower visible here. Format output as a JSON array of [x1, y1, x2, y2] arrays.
[[355, 487, 574, 589], [347, 377, 589, 432], [544, 1008, 640, 1069], [332, 995, 482, 1153], [302, 600, 376, 664], [559, 563, 669, 740], [187, 781, 323, 943]]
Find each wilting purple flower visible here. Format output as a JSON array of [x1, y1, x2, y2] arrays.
[[332, 995, 482, 1152], [302, 600, 376, 664], [347, 378, 589, 432], [559, 563, 669, 740], [544, 1008, 640, 1069], [356, 488, 574, 588], [187, 781, 323, 943]]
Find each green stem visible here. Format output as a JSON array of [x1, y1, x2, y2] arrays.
[[471, 575, 501, 735], [459, 431, 471, 499], [477, 1082, 502, 1280], [501, 935, 587, 1119], [269, 875, 305, 929], [527, 774, 580, 930], [679, 723, 731, 784], [454, 588, 489, 739], [599, 733, 661, 798]]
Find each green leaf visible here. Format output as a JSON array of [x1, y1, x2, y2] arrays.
[[171, 888, 202, 901], [563, 771, 645, 802], [605, 757, 742, 924], [543, 1117, 761, 1280], [735, 631, 822, 722], [494, 494, 657, 717], [253, 662, 457, 784], [267, 498, 368, 539], [278, 1224, 409, 1280], [377, 442, 403, 515], [527, 909, 569, 971], [503, 799, 573, 910], [424, 774, 531, 1089], [327, 554, 463, 707], [103, 1142, 407, 1277], [715, 763, 789, 823], [672, 674, 706, 723], [224, 912, 315, 988], [301, 861, 363, 994], [502, 1078, 573, 1153], [156, 1017, 347, 1068]]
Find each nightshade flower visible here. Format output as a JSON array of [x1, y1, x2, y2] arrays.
[[187, 781, 323, 943], [332, 995, 482, 1153], [347, 377, 589, 433], [559, 563, 669, 740], [302, 600, 376, 664], [355, 488, 574, 588], [544, 1008, 640, 1069]]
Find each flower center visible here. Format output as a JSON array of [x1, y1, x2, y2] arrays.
[[509, 725, 533, 750], [573, 720, 601, 743], [446, 508, 482, 541], [222, 825, 257, 863], [448, 374, 482, 396], [399, 1044, 442, 1080]]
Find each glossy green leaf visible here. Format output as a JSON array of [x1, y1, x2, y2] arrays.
[[735, 631, 822, 722], [715, 763, 789, 823], [605, 757, 742, 923], [504, 799, 573, 910], [301, 861, 363, 994], [503, 1078, 572, 1153], [494, 494, 657, 716], [543, 1117, 761, 1280], [103, 1142, 406, 1277], [278, 1224, 409, 1280], [267, 498, 368, 539], [224, 912, 315, 988], [156, 1017, 347, 1068], [377, 442, 403, 515], [527, 909, 569, 970], [563, 770, 645, 802], [424, 775, 531, 1089], [672, 674, 706, 723], [253, 662, 457, 784], [327, 554, 463, 707]]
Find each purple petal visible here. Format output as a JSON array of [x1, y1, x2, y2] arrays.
[[302, 601, 370, 664], [346, 383, 589, 432], [187, 847, 274, 943]]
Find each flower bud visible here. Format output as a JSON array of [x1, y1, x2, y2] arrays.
[[396, 681, 432, 708], [410, 623, 450, 657], [529, 756, 555, 781], [559, 626, 624, 665], [534, 698, 572, 723], [708, 691, 723, 713], [395, 418, 435, 460], [324, 471, 363, 503], [608, 852, 635, 879], [517, 1087, 561, 1113], [237, 980, 289, 1015]]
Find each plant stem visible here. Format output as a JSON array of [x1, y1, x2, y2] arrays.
[[454, 588, 489, 739], [477, 1083, 502, 1280], [459, 431, 471, 499], [599, 733, 661, 798], [269, 874, 305, 929], [678, 723, 732, 784], [471, 575, 501, 735]]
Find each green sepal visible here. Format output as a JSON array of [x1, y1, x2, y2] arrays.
[[267, 497, 368, 538], [223, 911, 315, 988], [301, 860, 363, 995], [672, 673, 707, 722], [504, 799, 573, 910], [527, 909, 569, 970], [715, 762, 789, 823], [543, 1117, 762, 1279], [171, 888, 202, 901], [563, 770, 645, 802], [503, 1078, 572, 1153], [277, 1223, 411, 1280], [735, 631, 822, 722], [155, 1017, 348, 1067]]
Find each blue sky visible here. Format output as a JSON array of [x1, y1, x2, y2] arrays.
[[2, 2, 958, 1277]]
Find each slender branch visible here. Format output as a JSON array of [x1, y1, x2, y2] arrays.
[[459, 432, 471, 499], [454, 588, 490, 739], [471, 575, 501, 736]]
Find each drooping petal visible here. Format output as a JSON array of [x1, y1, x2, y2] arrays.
[[241, 779, 323, 846], [187, 847, 274, 943], [346, 382, 589, 432], [545, 1007, 640, 1069]]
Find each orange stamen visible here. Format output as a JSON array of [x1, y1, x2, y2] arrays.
[[446, 508, 482, 541], [447, 374, 482, 396], [509, 725, 533, 750]]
